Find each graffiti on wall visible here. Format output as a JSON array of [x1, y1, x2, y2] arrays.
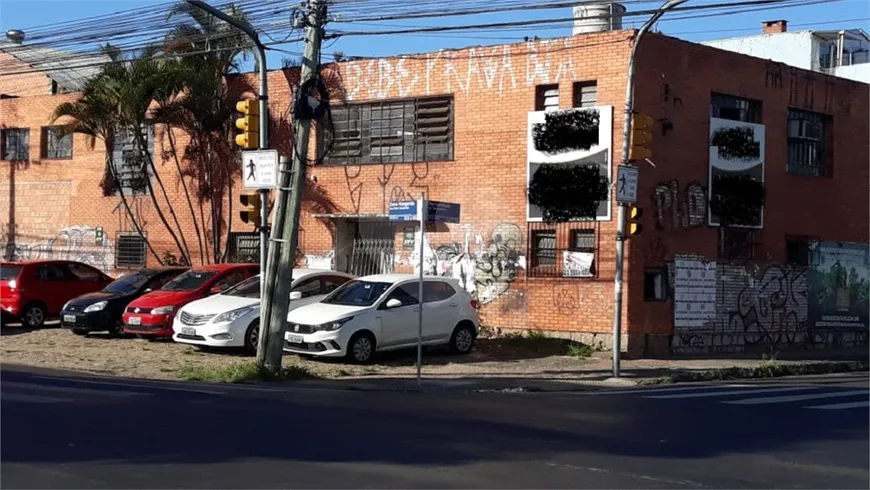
[[728, 264, 809, 346], [473, 223, 524, 304], [2, 226, 115, 273], [341, 38, 585, 101], [653, 179, 707, 230]]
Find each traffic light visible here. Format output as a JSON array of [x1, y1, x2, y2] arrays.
[[234, 99, 259, 150], [628, 114, 654, 162], [239, 191, 261, 226], [627, 205, 642, 237]]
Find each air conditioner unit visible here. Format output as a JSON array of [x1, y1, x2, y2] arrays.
[[788, 119, 821, 140]]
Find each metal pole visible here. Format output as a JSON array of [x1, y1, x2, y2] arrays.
[[612, 0, 688, 378], [416, 194, 427, 389], [258, 0, 324, 373]]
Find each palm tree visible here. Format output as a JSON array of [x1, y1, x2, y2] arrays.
[[160, 1, 256, 263]]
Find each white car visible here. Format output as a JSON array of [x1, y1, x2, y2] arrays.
[[283, 274, 481, 364], [172, 268, 355, 354]]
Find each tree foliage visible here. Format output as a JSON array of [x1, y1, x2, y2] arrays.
[[528, 164, 609, 222]]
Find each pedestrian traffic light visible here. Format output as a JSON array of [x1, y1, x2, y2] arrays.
[[627, 205, 642, 237], [235, 99, 259, 150], [239, 191, 261, 226], [629, 114, 654, 162]]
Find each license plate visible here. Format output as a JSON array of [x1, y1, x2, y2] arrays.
[[181, 327, 196, 336], [286, 334, 304, 344], [63, 315, 76, 323], [128, 316, 141, 326]]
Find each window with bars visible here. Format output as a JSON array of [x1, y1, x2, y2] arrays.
[[324, 96, 453, 165], [710, 92, 762, 123], [572, 81, 597, 108], [527, 223, 598, 278], [41, 126, 73, 159], [535, 84, 559, 112], [1, 128, 29, 161], [718, 228, 757, 260], [787, 108, 832, 177], [110, 125, 154, 195], [786, 235, 818, 266], [115, 233, 146, 268], [228, 232, 260, 263]]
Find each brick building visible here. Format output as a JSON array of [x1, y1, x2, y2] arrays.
[[2, 27, 867, 355]]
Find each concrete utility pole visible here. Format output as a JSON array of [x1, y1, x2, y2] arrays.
[[258, 0, 325, 372], [611, 0, 688, 378]]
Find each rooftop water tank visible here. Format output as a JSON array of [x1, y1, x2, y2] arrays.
[[572, 3, 626, 35]]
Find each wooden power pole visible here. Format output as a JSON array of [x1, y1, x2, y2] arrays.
[[257, 0, 326, 373]]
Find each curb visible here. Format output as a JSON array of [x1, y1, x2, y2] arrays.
[[635, 360, 870, 386]]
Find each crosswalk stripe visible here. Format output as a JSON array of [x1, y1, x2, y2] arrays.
[[1, 382, 150, 398], [2, 393, 73, 404], [723, 390, 869, 405], [644, 386, 808, 399], [581, 384, 755, 396], [805, 400, 870, 410]]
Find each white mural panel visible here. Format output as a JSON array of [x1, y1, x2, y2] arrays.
[[674, 258, 717, 328]]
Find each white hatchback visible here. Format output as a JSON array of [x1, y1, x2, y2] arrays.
[[172, 268, 355, 354], [283, 274, 481, 363]]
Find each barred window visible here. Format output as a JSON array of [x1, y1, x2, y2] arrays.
[[41, 126, 73, 159], [116, 233, 146, 268], [572, 81, 597, 108], [324, 96, 453, 165], [228, 232, 260, 263], [535, 84, 559, 112], [110, 124, 154, 195], [711, 92, 762, 123], [787, 108, 832, 177], [527, 223, 598, 278], [1, 128, 29, 161]]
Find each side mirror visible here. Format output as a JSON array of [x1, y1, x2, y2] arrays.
[[385, 298, 402, 309], [289, 291, 302, 301]]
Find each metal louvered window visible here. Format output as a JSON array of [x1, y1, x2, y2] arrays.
[[535, 84, 559, 112], [116, 233, 146, 268], [1, 128, 29, 161], [42, 126, 73, 159], [572, 81, 597, 108], [325, 96, 453, 165]]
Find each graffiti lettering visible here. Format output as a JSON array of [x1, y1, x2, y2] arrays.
[[653, 179, 707, 230], [474, 223, 523, 304], [4, 226, 115, 273], [553, 284, 579, 315]]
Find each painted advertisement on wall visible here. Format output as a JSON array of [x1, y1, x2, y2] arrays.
[[807, 241, 870, 330], [708, 117, 765, 227], [674, 257, 717, 328], [527, 105, 613, 221]]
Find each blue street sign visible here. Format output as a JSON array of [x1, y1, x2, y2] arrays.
[[427, 200, 461, 224], [389, 200, 419, 222]]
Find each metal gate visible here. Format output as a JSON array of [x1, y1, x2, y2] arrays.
[[348, 220, 394, 277]]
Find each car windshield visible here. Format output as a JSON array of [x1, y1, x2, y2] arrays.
[[0, 266, 21, 281], [322, 280, 392, 307], [104, 271, 153, 294], [225, 275, 260, 298], [162, 270, 219, 291]]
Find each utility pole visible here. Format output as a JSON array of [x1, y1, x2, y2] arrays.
[[258, 0, 325, 373], [611, 0, 688, 378]]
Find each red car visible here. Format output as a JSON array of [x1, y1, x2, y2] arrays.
[[1, 260, 113, 328], [122, 263, 258, 337]]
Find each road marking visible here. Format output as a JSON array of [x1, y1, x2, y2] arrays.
[[1, 382, 151, 398], [645, 386, 808, 399], [724, 390, 869, 405], [2, 393, 73, 404], [805, 400, 870, 410], [20, 376, 227, 395], [579, 384, 755, 396]]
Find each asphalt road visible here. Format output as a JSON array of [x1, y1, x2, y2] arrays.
[[1, 366, 868, 489]]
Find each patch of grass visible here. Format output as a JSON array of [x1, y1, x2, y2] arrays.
[[176, 361, 316, 383], [640, 360, 869, 385], [566, 342, 594, 359]]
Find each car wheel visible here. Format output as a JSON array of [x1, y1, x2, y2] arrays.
[[109, 320, 125, 337], [243, 321, 260, 356], [22, 303, 46, 328], [449, 322, 476, 355], [71, 328, 88, 336], [346, 331, 376, 364]]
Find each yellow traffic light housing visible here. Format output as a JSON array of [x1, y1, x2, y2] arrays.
[[234, 99, 259, 150], [629, 114, 654, 162], [627, 205, 642, 237], [239, 191, 261, 226]]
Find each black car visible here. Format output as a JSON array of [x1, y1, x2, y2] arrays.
[[60, 267, 188, 336]]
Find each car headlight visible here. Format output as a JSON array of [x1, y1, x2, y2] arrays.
[[84, 301, 107, 313], [152, 305, 175, 315], [62, 300, 72, 311], [316, 316, 354, 332], [213, 306, 254, 324]]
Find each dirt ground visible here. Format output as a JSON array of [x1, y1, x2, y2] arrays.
[[0, 323, 606, 381]]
